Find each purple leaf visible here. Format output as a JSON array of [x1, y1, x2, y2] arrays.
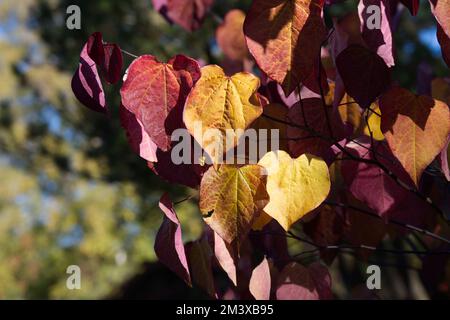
[[154, 193, 191, 286], [358, 0, 395, 67], [71, 44, 107, 114], [341, 138, 414, 219], [185, 235, 217, 298], [102, 43, 123, 84], [249, 257, 271, 300], [276, 262, 332, 300], [208, 229, 237, 286]]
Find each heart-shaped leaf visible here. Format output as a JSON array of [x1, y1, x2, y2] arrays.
[[258, 151, 331, 231]]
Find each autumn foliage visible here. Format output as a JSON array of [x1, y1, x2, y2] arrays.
[[72, 0, 450, 299]]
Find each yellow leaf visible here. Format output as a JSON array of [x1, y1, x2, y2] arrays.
[[258, 151, 331, 231], [363, 104, 384, 141], [200, 164, 269, 244], [184, 65, 263, 164]]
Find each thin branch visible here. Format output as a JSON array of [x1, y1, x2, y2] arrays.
[[324, 200, 450, 245], [120, 48, 139, 59]]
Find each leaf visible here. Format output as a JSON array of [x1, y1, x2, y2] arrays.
[[184, 65, 264, 163], [86, 32, 123, 84], [303, 204, 345, 264], [429, 0, 450, 39], [276, 262, 332, 300], [102, 43, 123, 84], [336, 44, 391, 109], [200, 164, 269, 245], [250, 220, 290, 269], [243, 0, 327, 95], [362, 104, 384, 141], [337, 93, 362, 134], [258, 151, 331, 231], [154, 0, 214, 32], [148, 139, 207, 189], [154, 193, 191, 286], [249, 257, 272, 300], [208, 228, 237, 286], [287, 98, 344, 159], [216, 9, 249, 61], [437, 23, 450, 68], [341, 138, 411, 218], [379, 86, 450, 186], [185, 236, 217, 298], [358, 0, 395, 67], [119, 104, 158, 162], [251, 211, 273, 231], [341, 195, 389, 259], [121, 55, 200, 152], [438, 135, 450, 181], [71, 43, 107, 114], [86, 32, 105, 65]]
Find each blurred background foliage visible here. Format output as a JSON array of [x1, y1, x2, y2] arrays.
[[0, 0, 447, 299]]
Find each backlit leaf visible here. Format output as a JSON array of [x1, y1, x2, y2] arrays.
[[430, 0, 450, 39], [119, 105, 158, 162], [379, 86, 450, 186], [153, 0, 214, 31], [216, 10, 249, 61], [437, 23, 450, 68], [200, 164, 269, 245], [155, 193, 191, 286], [184, 65, 263, 164], [243, 0, 327, 95], [358, 0, 395, 67], [121, 54, 200, 152], [276, 262, 332, 300], [258, 151, 331, 231], [336, 44, 391, 109], [249, 257, 272, 300], [72, 43, 107, 114]]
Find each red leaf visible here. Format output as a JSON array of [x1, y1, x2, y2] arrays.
[[119, 105, 158, 162], [102, 43, 123, 84], [86, 32, 104, 65], [336, 44, 391, 109], [120, 55, 200, 152], [154, 193, 191, 286], [71, 44, 107, 114], [86, 32, 123, 85]]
